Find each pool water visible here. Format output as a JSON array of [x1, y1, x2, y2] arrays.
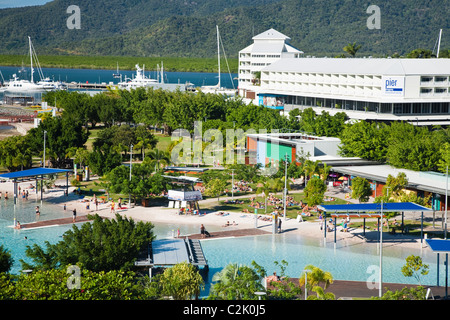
[[0, 198, 446, 289], [200, 233, 444, 288]]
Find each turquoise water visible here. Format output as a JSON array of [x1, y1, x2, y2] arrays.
[[0, 197, 215, 274], [200, 233, 445, 288], [0, 198, 446, 288]]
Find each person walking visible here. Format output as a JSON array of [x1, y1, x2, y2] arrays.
[[319, 213, 323, 230], [72, 208, 77, 222], [200, 224, 205, 238]]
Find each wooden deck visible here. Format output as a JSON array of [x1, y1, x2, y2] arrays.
[[18, 215, 91, 229], [186, 228, 271, 240]]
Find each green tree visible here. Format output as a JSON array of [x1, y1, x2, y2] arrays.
[[299, 265, 334, 290], [304, 177, 327, 206], [159, 262, 205, 300], [308, 286, 336, 300], [351, 176, 372, 203], [406, 48, 433, 58], [147, 149, 170, 171], [339, 121, 389, 162], [205, 178, 228, 202], [208, 261, 266, 300], [5, 267, 146, 300], [27, 116, 88, 168], [267, 260, 302, 300], [0, 245, 13, 273], [373, 286, 427, 300], [343, 42, 361, 57], [387, 122, 445, 171], [437, 142, 450, 173], [401, 255, 429, 286], [21, 214, 155, 272]]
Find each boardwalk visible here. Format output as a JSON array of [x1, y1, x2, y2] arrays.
[[186, 228, 270, 240], [323, 280, 447, 300], [18, 215, 91, 229]]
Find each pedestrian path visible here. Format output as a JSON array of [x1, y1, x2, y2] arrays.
[[17, 215, 91, 229]]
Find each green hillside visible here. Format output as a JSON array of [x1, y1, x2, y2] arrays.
[[0, 0, 448, 58]]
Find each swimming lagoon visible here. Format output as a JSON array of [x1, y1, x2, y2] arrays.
[[0, 198, 445, 288]]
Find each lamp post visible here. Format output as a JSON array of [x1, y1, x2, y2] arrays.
[[43, 130, 47, 168], [379, 200, 384, 298], [129, 144, 133, 209], [445, 166, 448, 240], [284, 153, 287, 222], [303, 269, 311, 300], [231, 169, 234, 200]]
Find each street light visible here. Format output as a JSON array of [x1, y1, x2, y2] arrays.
[[129, 144, 133, 209], [43, 130, 47, 168], [302, 269, 312, 300], [379, 200, 384, 298], [283, 153, 287, 222], [231, 169, 234, 200]]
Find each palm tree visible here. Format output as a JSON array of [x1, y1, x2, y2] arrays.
[[212, 263, 240, 285], [146, 149, 170, 172], [134, 136, 154, 160], [299, 265, 334, 293], [304, 160, 321, 184], [308, 286, 336, 300], [343, 42, 362, 57], [319, 163, 332, 181]]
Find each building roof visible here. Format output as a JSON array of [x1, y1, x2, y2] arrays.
[[0, 168, 71, 180], [252, 28, 291, 41], [426, 239, 450, 253], [331, 164, 449, 196], [318, 202, 432, 213], [263, 58, 450, 76]]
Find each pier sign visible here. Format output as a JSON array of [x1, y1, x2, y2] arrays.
[[382, 76, 404, 96]]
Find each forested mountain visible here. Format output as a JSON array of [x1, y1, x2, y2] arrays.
[[0, 0, 448, 58]]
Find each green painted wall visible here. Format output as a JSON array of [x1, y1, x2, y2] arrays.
[[266, 142, 292, 163]]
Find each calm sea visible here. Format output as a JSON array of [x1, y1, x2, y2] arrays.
[[0, 65, 238, 89]]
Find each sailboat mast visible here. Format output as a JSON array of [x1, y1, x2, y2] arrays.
[[28, 36, 33, 83], [216, 25, 221, 88], [437, 29, 443, 58]]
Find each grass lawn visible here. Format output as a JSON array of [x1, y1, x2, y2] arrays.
[[201, 192, 348, 221], [155, 134, 172, 152]]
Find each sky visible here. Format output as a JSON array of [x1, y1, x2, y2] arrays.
[[0, 0, 51, 8]]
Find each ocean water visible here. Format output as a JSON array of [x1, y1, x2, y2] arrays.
[[0, 66, 238, 89]]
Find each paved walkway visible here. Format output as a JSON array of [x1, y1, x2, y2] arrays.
[[186, 228, 270, 240], [300, 279, 448, 300], [18, 215, 91, 229]]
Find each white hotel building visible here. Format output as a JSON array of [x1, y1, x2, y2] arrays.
[[238, 29, 450, 126]]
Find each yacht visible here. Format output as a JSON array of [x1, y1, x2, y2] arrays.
[[117, 63, 187, 92], [117, 64, 158, 89], [1, 37, 56, 92], [200, 26, 237, 97], [37, 77, 67, 90]]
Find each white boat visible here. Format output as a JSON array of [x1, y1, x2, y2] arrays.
[[200, 25, 237, 97], [117, 63, 187, 92], [2, 37, 55, 92], [117, 64, 158, 89], [37, 77, 67, 90]]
